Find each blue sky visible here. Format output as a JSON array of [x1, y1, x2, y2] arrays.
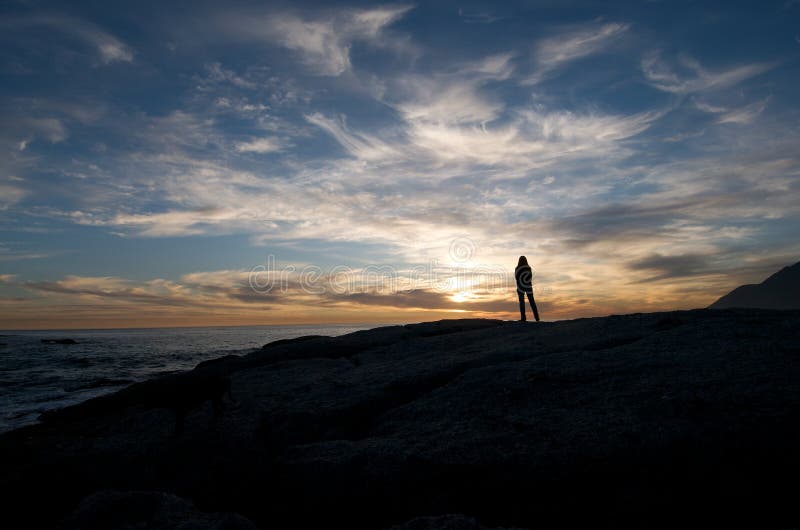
[[1, 0, 799, 328]]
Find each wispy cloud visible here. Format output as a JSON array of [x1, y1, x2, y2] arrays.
[[394, 53, 514, 125], [458, 8, 504, 24], [0, 13, 133, 64], [11, 269, 514, 326], [642, 52, 775, 94], [692, 96, 769, 125], [716, 98, 769, 124], [14, 117, 67, 146], [692, 98, 728, 114], [305, 112, 400, 162], [215, 5, 414, 76], [234, 137, 285, 154], [524, 21, 629, 84], [200, 62, 257, 90], [627, 252, 714, 282], [0, 184, 27, 210], [2, 2, 797, 328], [141, 111, 218, 152], [0, 241, 50, 261], [399, 107, 659, 170]]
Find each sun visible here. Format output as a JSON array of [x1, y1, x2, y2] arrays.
[[450, 291, 471, 303]]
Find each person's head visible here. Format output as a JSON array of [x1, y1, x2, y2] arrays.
[[517, 255, 528, 267]]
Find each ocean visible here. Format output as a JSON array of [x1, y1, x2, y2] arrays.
[[0, 323, 383, 433]]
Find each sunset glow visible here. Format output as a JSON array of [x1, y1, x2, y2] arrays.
[[1, 2, 799, 329]]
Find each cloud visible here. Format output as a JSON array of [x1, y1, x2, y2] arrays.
[[395, 54, 513, 125], [216, 5, 413, 76], [0, 13, 133, 64], [143, 111, 217, 151], [399, 80, 504, 124], [642, 52, 774, 94], [458, 9, 504, 24], [63, 87, 661, 251], [401, 107, 658, 169], [75, 208, 247, 238], [716, 98, 769, 125], [692, 98, 727, 114], [550, 200, 701, 249], [306, 60, 658, 172], [234, 137, 284, 154], [23, 271, 280, 309], [305, 112, 400, 161], [25, 276, 189, 306], [17, 270, 507, 316], [335, 49, 660, 171], [193, 63, 314, 113], [542, 145, 800, 280], [458, 53, 516, 80], [0, 243, 50, 261], [324, 289, 511, 312], [4, 3, 797, 328], [12, 263, 522, 326], [0, 99, 77, 152], [0, 184, 27, 210], [201, 62, 257, 90], [524, 22, 629, 84], [13, 117, 68, 146], [626, 253, 713, 281]]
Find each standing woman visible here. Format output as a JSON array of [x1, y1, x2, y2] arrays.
[[515, 256, 540, 322]]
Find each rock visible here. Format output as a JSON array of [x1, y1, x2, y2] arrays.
[[392, 514, 514, 529], [261, 334, 328, 350], [41, 338, 78, 344], [58, 490, 258, 529], [2, 311, 800, 529], [40, 367, 234, 434], [710, 261, 800, 309]]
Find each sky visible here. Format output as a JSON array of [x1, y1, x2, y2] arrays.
[[1, 0, 799, 329]]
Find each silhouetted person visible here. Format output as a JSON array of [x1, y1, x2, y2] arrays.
[[515, 256, 540, 322]]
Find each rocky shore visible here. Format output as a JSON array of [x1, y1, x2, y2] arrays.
[[1, 309, 799, 528]]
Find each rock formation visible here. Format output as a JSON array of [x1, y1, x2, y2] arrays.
[[2, 311, 799, 528], [710, 261, 800, 309]]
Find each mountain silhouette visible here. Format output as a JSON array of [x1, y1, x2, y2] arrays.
[[710, 261, 800, 309]]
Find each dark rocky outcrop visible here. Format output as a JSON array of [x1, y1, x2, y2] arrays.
[[40, 367, 234, 434], [1, 311, 799, 529], [710, 261, 800, 309], [391, 514, 514, 529], [58, 490, 258, 530], [41, 338, 78, 344]]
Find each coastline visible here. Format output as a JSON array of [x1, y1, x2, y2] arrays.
[[0, 322, 383, 433], [2, 309, 799, 528]]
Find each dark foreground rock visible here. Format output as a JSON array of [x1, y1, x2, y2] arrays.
[[58, 490, 258, 530], [391, 514, 514, 529], [1, 310, 799, 529]]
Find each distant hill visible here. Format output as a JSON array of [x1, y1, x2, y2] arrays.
[[710, 261, 800, 309]]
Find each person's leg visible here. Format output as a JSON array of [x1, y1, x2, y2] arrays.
[[527, 291, 540, 322], [518, 291, 526, 321]]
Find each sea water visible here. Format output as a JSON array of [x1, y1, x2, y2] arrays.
[[0, 323, 382, 433]]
